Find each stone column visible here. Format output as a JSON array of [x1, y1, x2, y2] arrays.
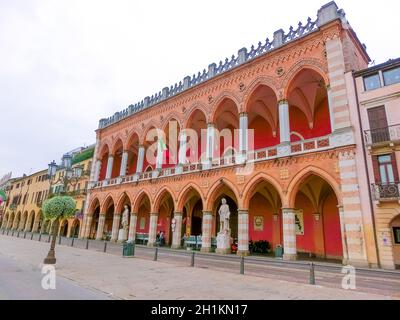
[[178, 132, 187, 165], [84, 215, 93, 239], [171, 212, 183, 249], [206, 124, 215, 161], [148, 213, 158, 247], [338, 206, 349, 264], [201, 211, 213, 253], [282, 208, 297, 260], [278, 100, 290, 144], [237, 210, 250, 256], [111, 214, 121, 242], [32, 216, 40, 233], [128, 213, 138, 242], [105, 155, 114, 180], [94, 159, 101, 181], [239, 113, 248, 153], [119, 151, 129, 177], [156, 142, 163, 170], [96, 213, 106, 240], [136, 146, 145, 173]]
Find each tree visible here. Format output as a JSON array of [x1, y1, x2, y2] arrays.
[[42, 196, 76, 264]]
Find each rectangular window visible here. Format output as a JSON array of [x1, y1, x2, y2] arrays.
[[364, 73, 381, 91], [378, 155, 396, 184], [394, 227, 400, 244], [383, 67, 400, 86]]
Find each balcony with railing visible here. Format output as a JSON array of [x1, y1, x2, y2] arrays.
[[364, 124, 400, 147], [371, 183, 400, 202], [90, 135, 334, 190]]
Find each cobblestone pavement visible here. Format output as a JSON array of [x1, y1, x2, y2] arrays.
[[0, 234, 397, 300]]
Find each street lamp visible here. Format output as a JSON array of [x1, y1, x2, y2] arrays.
[[48, 160, 57, 177]]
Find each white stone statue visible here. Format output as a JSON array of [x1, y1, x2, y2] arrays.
[[118, 205, 130, 242], [218, 198, 230, 233], [121, 205, 130, 232]]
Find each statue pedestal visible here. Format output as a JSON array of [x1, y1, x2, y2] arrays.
[[216, 231, 232, 255], [118, 228, 128, 242]]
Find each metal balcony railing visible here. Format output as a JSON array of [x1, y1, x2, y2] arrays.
[[364, 124, 400, 146], [371, 183, 400, 201]]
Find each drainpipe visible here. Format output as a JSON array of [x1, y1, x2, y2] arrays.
[[352, 74, 381, 268]]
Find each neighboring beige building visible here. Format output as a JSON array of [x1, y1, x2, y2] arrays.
[[353, 57, 400, 269], [1, 170, 50, 233]]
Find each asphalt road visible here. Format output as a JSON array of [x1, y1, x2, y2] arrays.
[[0, 255, 112, 300]]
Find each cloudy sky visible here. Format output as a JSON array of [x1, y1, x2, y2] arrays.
[[0, 0, 399, 178]]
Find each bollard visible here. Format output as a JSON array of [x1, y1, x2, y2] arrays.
[[24, 232, 27, 239], [31, 232, 34, 240], [104, 241, 107, 253], [7, 230, 9, 235], [309, 263, 316, 285], [191, 251, 195, 267], [71, 237, 75, 247], [58, 236, 62, 245], [86, 239, 89, 250], [154, 247, 158, 261], [12, 230, 14, 237], [17, 231, 20, 238], [240, 256, 245, 275], [38, 233, 42, 242], [48, 235, 51, 243]]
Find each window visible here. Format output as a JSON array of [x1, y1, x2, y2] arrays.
[[378, 155, 396, 184], [16, 183, 20, 189], [394, 227, 400, 244], [383, 67, 400, 86], [364, 73, 381, 91]]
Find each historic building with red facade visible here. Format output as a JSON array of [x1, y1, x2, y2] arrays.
[[81, 2, 379, 267]]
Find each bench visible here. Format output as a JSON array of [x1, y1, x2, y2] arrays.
[[135, 233, 149, 245], [183, 236, 218, 250]]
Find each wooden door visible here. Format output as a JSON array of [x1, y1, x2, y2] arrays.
[[368, 106, 389, 143]]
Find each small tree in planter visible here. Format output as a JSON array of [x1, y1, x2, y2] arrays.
[[42, 196, 76, 265]]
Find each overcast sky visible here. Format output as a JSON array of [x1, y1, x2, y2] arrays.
[[1, 0, 399, 178]]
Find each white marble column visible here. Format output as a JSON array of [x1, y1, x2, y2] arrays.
[[237, 210, 250, 256], [178, 132, 187, 165], [136, 146, 145, 173], [128, 213, 138, 242], [206, 123, 215, 165], [111, 214, 121, 242], [201, 211, 213, 253], [279, 100, 291, 144], [156, 142, 163, 170], [282, 208, 297, 260], [119, 151, 129, 177], [105, 155, 114, 180], [96, 213, 106, 240], [147, 213, 158, 247], [239, 113, 248, 153], [94, 159, 101, 181], [171, 212, 183, 249]]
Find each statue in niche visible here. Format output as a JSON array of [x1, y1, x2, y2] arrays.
[[218, 198, 230, 234]]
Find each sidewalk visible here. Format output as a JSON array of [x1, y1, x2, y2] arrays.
[[0, 235, 395, 300]]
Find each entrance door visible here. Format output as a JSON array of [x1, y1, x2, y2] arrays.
[[368, 106, 389, 143]]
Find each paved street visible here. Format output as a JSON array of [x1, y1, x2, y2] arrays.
[[0, 254, 112, 300], [0, 234, 398, 300]]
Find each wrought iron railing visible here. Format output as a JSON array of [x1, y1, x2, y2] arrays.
[[364, 124, 400, 146], [371, 183, 400, 201]]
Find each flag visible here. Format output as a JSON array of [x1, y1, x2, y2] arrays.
[[0, 190, 6, 205], [158, 138, 168, 152]]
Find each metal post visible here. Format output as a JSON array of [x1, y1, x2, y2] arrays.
[[48, 234, 51, 243], [191, 251, 195, 267], [154, 247, 158, 261], [71, 237, 75, 247], [309, 263, 316, 285], [17, 231, 20, 237], [104, 241, 107, 253], [240, 256, 245, 275], [39, 233, 42, 242], [7, 230, 9, 235], [24, 232, 27, 239], [31, 232, 34, 240], [86, 239, 89, 250], [58, 236, 62, 245], [12, 230, 14, 237]]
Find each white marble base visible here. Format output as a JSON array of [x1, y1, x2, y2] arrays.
[[118, 228, 128, 242], [216, 232, 232, 255]]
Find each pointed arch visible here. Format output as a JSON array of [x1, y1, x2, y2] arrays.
[[176, 183, 205, 212], [115, 192, 133, 214], [132, 189, 153, 213], [153, 186, 176, 213], [183, 102, 210, 128], [211, 94, 240, 125], [205, 178, 241, 211], [88, 197, 101, 216], [100, 194, 115, 214], [286, 165, 342, 208]]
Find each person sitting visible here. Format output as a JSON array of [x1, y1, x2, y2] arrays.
[[159, 231, 165, 246]]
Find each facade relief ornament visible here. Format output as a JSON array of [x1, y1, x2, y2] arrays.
[[276, 67, 285, 77]]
